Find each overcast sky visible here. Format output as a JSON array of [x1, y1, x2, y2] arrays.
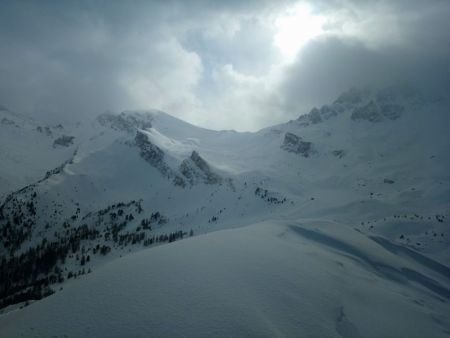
[[0, 0, 449, 131]]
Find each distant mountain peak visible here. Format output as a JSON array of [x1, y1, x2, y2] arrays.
[[297, 84, 423, 127]]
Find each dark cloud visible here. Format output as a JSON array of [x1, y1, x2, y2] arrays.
[[0, 0, 448, 129], [0, 0, 288, 125], [279, 35, 450, 117], [276, 0, 450, 117]]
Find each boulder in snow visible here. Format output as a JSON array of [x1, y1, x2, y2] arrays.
[[281, 132, 314, 157]]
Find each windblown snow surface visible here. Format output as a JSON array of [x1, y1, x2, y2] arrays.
[[0, 86, 449, 337]]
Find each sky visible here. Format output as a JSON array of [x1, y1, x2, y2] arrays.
[[0, 0, 449, 131]]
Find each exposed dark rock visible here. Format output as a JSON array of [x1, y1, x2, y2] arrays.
[[134, 131, 185, 187], [319, 105, 338, 119], [351, 99, 404, 122], [297, 104, 339, 126], [383, 178, 395, 184], [281, 132, 314, 157], [98, 112, 153, 133], [308, 108, 322, 124], [180, 151, 222, 185], [351, 101, 383, 122], [135, 131, 164, 164], [53, 135, 75, 147], [179, 160, 196, 184]]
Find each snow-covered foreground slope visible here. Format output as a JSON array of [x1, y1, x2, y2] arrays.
[[1, 220, 449, 337]]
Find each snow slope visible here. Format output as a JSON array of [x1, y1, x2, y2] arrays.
[[0, 106, 78, 199], [1, 220, 449, 337]]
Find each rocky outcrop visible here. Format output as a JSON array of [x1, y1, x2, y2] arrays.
[[281, 132, 314, 157], [351, 101, 383, 122], [180, 151, 222, 185], [296, 86, 414, 127], [308, 108, 322, 124], [351, 100, 403, 122], [53, 135, 75, 147], [297, 104, 339, 127], [135, 132, 224, 187], [98, 112, 153, 133], [135, 131, 185, 187], [319, 105, 339, 119]]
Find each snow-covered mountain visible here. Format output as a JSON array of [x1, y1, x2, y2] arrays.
[[0, 106, 80, 200], [1, 85, 449, 337]]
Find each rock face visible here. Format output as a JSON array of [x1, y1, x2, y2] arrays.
[[296, 86, 414, 128], [180, 151, 222, 185], [98, 112, 153, 133], [351, 101, 383, 122], [297, 104, 340, 127], [351, 100, 403, 122], [281, 132, 313, 157], [53, 135, 75, 147], [308, 108, 322, 124], [135, 131, 164, 165], [135, 132, 223, 187], [134, 131, 185, 187], [319, 105, 339, 119]]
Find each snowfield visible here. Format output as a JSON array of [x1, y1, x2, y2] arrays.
[[1, 220, 449, 337], [0, 85, 449, 337]]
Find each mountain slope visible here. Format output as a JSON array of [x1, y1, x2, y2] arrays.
[[0, 106, 79, 199]]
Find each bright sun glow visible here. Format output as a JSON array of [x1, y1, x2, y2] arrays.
[[274, 3, 325, 62]]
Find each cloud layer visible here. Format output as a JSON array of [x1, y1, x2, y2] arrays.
[[0, 0, 448, 131]]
